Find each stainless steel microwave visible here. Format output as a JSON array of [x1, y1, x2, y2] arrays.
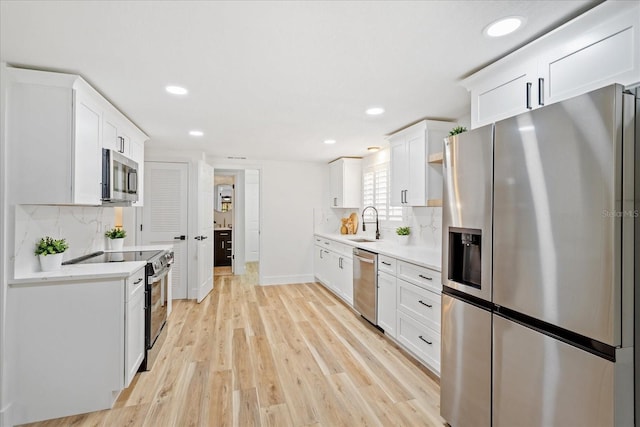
[[101, 148, 139, 204]]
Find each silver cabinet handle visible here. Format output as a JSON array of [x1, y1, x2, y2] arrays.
[[418, 300, 432, 308], [320, 249, 323, 259], [526, 82, 533, 109], [174, 235, 186, 240], [324, 242, 330, 245], [418, 274, 433, 281], [419, 335, 432, 345]]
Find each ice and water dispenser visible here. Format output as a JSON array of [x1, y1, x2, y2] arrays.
[[448, 227, 482, 289]]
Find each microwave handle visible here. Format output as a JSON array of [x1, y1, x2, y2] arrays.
[[128, 170, 138, 193]]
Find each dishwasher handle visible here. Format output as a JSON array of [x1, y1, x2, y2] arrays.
[[354, 255, 375, 264]]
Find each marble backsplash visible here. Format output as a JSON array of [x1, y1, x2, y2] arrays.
[[13, 205, 116, 277], [313, 206, 443, 251]]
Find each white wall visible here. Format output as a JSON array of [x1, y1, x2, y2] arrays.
[[209, 157, 325, 286]]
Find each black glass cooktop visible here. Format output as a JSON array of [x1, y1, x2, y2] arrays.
[[63, 250, 162, 265]]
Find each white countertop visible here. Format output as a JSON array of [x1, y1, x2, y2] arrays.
[[9, 245, 173, 286], [314, 232, 441, 272], [214, 227, 233, 231]]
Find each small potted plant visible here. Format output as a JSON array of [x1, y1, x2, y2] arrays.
[[396, 226, 411, 245], [35, 236, 69, 272], [105, 227, 126, 251], [449, 126, 467, 136]]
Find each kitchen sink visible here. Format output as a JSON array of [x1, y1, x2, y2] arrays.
[[349, 238, 377, 243]]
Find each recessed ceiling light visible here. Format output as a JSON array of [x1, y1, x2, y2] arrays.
[[165, 85, 188, 95], [367, 146, 381, 152], [189, 130, 204, 137], [484, 16, 524, 38], [366, 107, 385, 116], [324, 139, 337, 145]]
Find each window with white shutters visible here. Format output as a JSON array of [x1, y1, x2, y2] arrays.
[[362, 163, 402, 222]]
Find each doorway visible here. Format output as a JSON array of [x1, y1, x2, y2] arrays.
[[213, 168, 260, 279]]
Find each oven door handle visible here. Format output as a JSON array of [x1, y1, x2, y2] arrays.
[[148, 267, 171, 285]]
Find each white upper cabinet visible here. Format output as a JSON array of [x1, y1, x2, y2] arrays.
[[389, 120, 451, 207], [6, 67, 148, 205], [464, 1, 640, 129], [328, 157, 362, 208], [102, 112, 131, 156]]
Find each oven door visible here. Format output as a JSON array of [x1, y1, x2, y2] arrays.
[[147, 267, 169, 348]]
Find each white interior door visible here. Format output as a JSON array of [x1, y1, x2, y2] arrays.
[[196, 160, 214, 303], [142, 162, 189, 299], [245, 169, 260, 263]]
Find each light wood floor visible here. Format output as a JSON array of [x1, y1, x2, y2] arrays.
[[24, 264, 445, 426]]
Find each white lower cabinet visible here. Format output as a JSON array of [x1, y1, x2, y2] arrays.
[[377, 271, 397, 338], [397, 311, 441, 374], [378, 254, 442, 375], [313, 236, 354, 306], [125, 267, 146, 387]]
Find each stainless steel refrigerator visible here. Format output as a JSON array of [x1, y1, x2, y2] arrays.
[[441, 84, 637, 427]]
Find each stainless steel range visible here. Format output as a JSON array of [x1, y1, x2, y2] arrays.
[[64, 249, 174, 371]]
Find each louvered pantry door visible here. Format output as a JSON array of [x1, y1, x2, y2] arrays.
[[142, 162, 189, 299]]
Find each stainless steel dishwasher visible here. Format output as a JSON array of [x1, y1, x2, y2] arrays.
[[353, 247, 378, 325]]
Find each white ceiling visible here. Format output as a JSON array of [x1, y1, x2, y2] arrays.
[[0, 0, 601, 163]]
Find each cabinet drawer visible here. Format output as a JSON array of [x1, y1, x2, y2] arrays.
[[126, 268, 146, 300], [378, 255, 396, 275], [397, 260, 441, 293], [397, 311, 440, 374], [397, 279, 441, 332]]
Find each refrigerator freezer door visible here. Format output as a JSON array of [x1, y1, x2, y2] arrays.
[[493, 84, 625, 346], [440, 294, 491, 427], [493, 315, 615, 427], [442, 125, 493, 301]]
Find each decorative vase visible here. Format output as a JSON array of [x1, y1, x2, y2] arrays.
[[397, 235, 410, 246], [109, 238, 124, 251], [39, 253, 64, 272]]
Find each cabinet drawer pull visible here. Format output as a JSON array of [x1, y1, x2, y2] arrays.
[[133, 278, 143, 284], [381, 261, 391, 266], [526, 82, 533, 110], [324, 242, 330, 245], [418, 335, 432, 345], [418, 300, 432, 308], [418, 274, 433, 281]]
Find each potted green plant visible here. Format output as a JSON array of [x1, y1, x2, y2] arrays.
[[449, 126, 467, 136], [396, 226, 411, 245], [105, 227, 127, 251], [35, 236, 69, 271]]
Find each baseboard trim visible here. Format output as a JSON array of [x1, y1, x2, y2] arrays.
[[260, 274, 315, 286]]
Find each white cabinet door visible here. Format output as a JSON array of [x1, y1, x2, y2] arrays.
[[338, 255, 353, 305], [102, 112, 131, 156], [377, 271, 396, 338], [102, 114, 120, 152], [389, 136, 407, 207], [72, 89, 103, 205], [125, 270, 145, 387], [328, 158, 362, 208], [329, 160, 344, 208], [541, 8, 640, 107], [405, 131, 427, 206], [470, 60, 537, 129]]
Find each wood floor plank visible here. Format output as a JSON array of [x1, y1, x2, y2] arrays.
[[250, 335, 286, 407], [25, 274, 444, 427]]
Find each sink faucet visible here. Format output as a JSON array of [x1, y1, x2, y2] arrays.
[[361, 206, 380, 240]]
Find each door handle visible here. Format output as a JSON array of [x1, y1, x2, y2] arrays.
[[195, 235, 208, 240], [174, 235, 186, 240], [526, 82, 533, 109], [538, 78, 544, 106], [418, 300, 433, 308]]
